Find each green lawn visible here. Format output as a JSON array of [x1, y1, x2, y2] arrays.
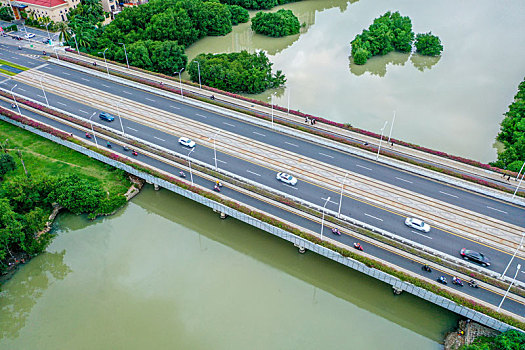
[[0, 120, 130, 195]]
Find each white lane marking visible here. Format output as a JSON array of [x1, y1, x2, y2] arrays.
[[487, 206, 508, 214], [285, 141, 298, 147], [247, 170, 261, 177], [101, 84, 110, 88], [127, 127, 138, 132], [145, 97, 155, 102], [43, 66, 53, 69], [395, 177, 413, 184], [154, 136, 165, 142], [17, 87, 26, 91], [411, 230, 432, 239], [216, 159, 227, 164], [196, 113, 208, 118], [0, 78, 9, 84], [122, 91, 132, 95], [319, 152, 334, 158], [62, 72, 71, 76], [81, 77, 90, 82], [223, 122, 235, 127], [37, 94, 45, 98], [364, 213, 383, 221], [356, 164, 372, 170], [56, 101, 67, 106], [253, 131, 266, 137], [170, 105, 180, 109], [282, 183, 298, 190], [79, 110, 89, 114], [439, 191, 459, 199], [321, 197, 338, 205]]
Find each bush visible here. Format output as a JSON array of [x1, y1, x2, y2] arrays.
[[0, 153, 16, 178], [461, 329, 525, 349], [228, 4, 249, 25], [0, 6, 13, 21], [251, 9, 300, 37], [415, 32, 443, 56]]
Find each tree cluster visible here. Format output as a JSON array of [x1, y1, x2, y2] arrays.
[[251, 9, 300, 37], [492, 77, 525, 171], [351, 11, 442, 65], [188, 50, 286, 93], [0, 165, 126, 274], [415, 32, 443, 56], [218, 0, 299, 10], [0, 6, 14, 21], [460, 330, 525, 350]]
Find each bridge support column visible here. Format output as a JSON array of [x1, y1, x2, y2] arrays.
[[294, 244, 306, 254], [392, 286, 403, 295], [154, 184, 160, 191], [220, 212, 227, 219]]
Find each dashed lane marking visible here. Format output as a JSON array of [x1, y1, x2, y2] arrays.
[[439, 191, 459, 198], [319, 152, 334, 158], [154, 136, 165, 142], [56, 101, 66, 106], [62, 72, 71, 76], [170, 105, 180, 109], [411, 230, 432, 239], [247, 170, 261, 177], [356, 164, 372, 170], [196, 113, 208, 118], [79, 110, 89, 114], [122, 91, 132, 95], [253, 131, 266, 137], [223, 122, 235, 127], [81, 78, 90, 82], [364, 213, 383, 221], [487, 206, 507, 214], [285, 141, 298, 147], [145, 97, 155, 102], [395, 177, 413, 184], [127, 127, 138, 132]]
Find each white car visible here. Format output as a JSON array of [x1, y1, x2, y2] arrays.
[[276, 172, 298, 186], [405, 217, 431, 233], [178, 137, 195, 148], [24, 33, 36, 39]]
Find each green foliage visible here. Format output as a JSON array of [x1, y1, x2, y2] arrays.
[[0, 6, 14, 21], [0, 153, 16, 178], [228, 4, 249, 25], [492, 77, 525, 170], [188, 50, 286, 93], [460, 330, 525, 349], [218, 0, 278, 10], [251, 9, 300, 37], [126, 40, 187, 74], [415, 32, 443, 56], [351, 11, 415, 65], [50, 174, 105, 215]]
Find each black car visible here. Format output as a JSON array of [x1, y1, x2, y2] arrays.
[[460, 248, 490, 267]]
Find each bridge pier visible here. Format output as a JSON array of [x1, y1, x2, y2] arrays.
[[392, 286, 403, 295], [154, 184, 160, 191], [294, 243, 306, 254]]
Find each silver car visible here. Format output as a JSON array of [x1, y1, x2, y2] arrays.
[[276, 172, 297, 186], [405, 217, 431, 233]]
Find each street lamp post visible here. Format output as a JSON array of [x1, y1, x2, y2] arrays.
[[116, 99, 125, 136], [270, 93, 276, 128], [320, 196, 331, 240], [213, 132, 218, 171], [44, 22, 52, 42], [88, 112, 98, 146], [98, 48, 109, 77], [376, 121, 388, 161], [53, 46, 60, 60], [193, 61, 201, 89], [174, 68, 185, 98], [187, 147, 195, 185], [71, 33, 80, 54], [338, 173, 349, 218], [500, 232, 525, 279], [387, 111, 396, 144], [512, 169, 525, 199], [497, 264, 521, 312], [9, 84, 21, 116], [38, 75, 49, 106], [118, 42, 129, 69]]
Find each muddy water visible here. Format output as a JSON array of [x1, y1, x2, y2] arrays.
[[185, 0, 525, 162], [0, 186, 458, 349]]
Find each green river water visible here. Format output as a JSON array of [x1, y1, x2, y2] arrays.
[[0, 187, 458, 349]]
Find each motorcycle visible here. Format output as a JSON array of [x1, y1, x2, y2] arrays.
[[214, 185, 221, 192], [331, 228, 341, 236], [179, 171, 186, 178], [437, 276, 447, 285], [123, 146, 130, 152], [452, 277, 464, 287], [132, 151, 138, 156], [106, 141, 112, 148], [422, 264, 432, 273], [11, 103, 16, 109], [85, 133, 92, 139], [353, 242, 363, 251]]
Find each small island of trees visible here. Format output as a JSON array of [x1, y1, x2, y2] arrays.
[[251, 9, 300, 37], [351, 11, 443, 65]]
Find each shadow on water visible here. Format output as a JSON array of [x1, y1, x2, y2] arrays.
[[0, 251, 71, 340], [349, 52, 411, 77], [131, 186, 459, 342], [410, 54, 442, 72]]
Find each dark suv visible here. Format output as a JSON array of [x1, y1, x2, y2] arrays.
[[99, 112, 115, 122], [460, 248, 490, 267]]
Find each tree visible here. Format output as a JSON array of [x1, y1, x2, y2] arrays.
[[0, 153, 16, 179], [0, 6, 14, 21], [251, 9, 300, 37], [228, 5, 249, 25], [150, 41, 187, 75], [415, 32, 443, 56], [50, 174, 105, 215]]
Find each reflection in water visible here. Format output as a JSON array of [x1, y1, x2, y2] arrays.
[[0, 251, 71, 340], [410, 54, 442, 72], [349, 52, 411, 77]]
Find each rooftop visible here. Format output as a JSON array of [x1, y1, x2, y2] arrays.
[[14, 0, 67, 8]]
